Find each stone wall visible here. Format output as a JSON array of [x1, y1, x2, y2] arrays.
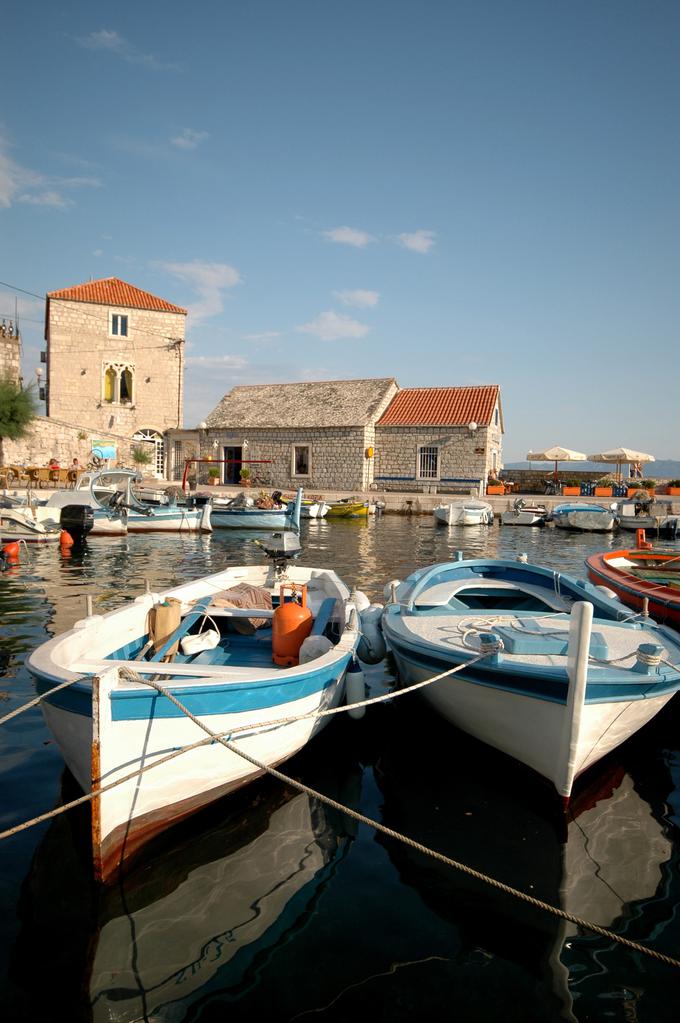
[[193, 426, 371, 490], [46, 298, 185, 435], [374, 423, 499, 493], [1, 415, 154, 471]]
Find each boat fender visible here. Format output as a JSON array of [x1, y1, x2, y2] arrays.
[[345, 659, 366, 719], [1, 541, 20, 564], [180, 628, 220, 656], [595, 585, 618, 600], [357, 604, 386, 664], [350, 587, 371, 613], [60, 530, 74, 548], [299, 635, 333, 664], [383, 579, 401, 602]]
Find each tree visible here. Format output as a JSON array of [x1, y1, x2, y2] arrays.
[[0, 376, 38, 465], [131, 444, 153, 467]]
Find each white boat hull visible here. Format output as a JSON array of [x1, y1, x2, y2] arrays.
[[433, 501, 493, 526]]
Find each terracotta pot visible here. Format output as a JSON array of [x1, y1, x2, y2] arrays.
[[594, 487, 613, 497], [667, 487, 680, 496], [562, 487, 580, 496], [486, 485, 504, 495]]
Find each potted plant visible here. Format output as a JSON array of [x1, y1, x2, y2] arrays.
[[594, 475, 615, 497], [639, 478, 656, 496], [131, 445, 153, 473], [486, 475, 504, 495], [626, 479, 645, 497], [562, 479, 581, 497], [207, 467, 220, 486], [667, 479, 680, 496], [239, 467, 252, 487]]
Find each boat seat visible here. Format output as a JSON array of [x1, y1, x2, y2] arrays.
[[309, 597, 338, 637], [414, 578, 566, 612]]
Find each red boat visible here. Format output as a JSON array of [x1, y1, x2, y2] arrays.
[[586, 542, 680, 629]]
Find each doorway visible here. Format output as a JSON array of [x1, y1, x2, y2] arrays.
[[223, 446, 243, 484]]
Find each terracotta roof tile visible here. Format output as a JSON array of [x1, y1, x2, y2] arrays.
[[47, 277, 186, 314], [377, 385, 500, 427]]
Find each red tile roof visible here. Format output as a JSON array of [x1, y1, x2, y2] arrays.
[[377, 385, 500, 427], [47, 277, 186, 314]]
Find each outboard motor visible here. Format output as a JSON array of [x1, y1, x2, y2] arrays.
[[59, 504, 94, 540]]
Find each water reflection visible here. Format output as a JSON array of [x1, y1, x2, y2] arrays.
[[1, 517, 679, 1021]]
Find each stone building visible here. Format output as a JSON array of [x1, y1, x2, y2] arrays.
[[374, 385, 504, 493], [170, 378, 399, 488], [0, 318, 21, 385], [43, 277, 187, 476], [171, 378, 503, 493]]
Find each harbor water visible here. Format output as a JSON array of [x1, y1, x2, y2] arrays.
[[1, 516, 679, 1021]]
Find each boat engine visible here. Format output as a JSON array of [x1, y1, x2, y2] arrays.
[[59, 505, 95, 540]]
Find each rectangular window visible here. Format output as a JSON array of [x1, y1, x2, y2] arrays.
[[292, 445, 311, 477], [111, 313, 128, 337], [417, 445, 439, 480]]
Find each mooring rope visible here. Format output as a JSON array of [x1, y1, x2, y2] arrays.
[[3, 662, 680, 968]]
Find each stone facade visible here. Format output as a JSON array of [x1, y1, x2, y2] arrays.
[[0, 415, 152, 470], [0, 322, 21, 385], [46, 298, 185, 437], [374, 422, 500, 493]]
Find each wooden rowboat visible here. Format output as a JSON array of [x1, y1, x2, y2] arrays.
[[586, 547, 680, 629]]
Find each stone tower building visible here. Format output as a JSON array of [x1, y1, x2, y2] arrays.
[[0, 318, 21, 385], [44, 278, 187, 475]]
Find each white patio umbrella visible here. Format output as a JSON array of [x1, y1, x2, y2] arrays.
[[526, 446, 587, 481], [586, 447, 655, 481]]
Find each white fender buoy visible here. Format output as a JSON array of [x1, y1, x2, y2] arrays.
[[350, 588, 371, 613], [345, 659, 366, 719], [595, 585, 618, 600], [357, 604, 386, 664], [383, 579, 401, 602]]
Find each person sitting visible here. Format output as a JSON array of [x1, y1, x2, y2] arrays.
[[48, 456, 60, 469]]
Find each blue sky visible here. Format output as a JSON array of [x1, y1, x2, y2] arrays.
[[2, 0, 679, 461]]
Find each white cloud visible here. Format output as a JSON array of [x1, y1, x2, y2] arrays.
[[241, 331, 282, 341], [333, 289, 379, 308], [171, 128, 209, 151], [76, 29, 178, 71], [298, 310, 370, 342], [160, 260, 242, 322], [19, 190, 73, 208], [0, 135, 102, 210], [186, 354, 248, 370], [323, 225, 376, 248], [397, 229, 436, 254]]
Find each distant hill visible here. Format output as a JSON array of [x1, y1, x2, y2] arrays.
[[505, 459, 680, 478]]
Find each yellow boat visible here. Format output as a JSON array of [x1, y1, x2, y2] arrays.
[[326, 499, 369, 518]]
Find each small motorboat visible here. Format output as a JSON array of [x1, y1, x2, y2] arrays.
[[26, 532, 362, 882], [586, 545, 680, 629], [611, 497, 679, 538], [433, 500, 493, 526], [500, 498, 548, 527], [301, 500, 330, 519], [381, 557, 680, 802], [0, 504, 62, 543], [325, 499, 369, 518], [551, 503, 617, 532], [212, 488, 302, 530]]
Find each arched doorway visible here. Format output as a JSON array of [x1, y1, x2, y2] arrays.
[[133, 428, 164, 478]]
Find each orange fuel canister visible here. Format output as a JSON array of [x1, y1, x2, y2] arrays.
[[272, 584, 313, 667]]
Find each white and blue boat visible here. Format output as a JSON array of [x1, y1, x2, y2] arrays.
[[212, 487, 303, 531], [551, 502, 617, 532], [381, 557, 680, 803], [43, 469, 211, 534], [26, 534, 361, 882]]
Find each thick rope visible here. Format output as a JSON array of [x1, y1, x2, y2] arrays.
[[1, 662, 679, 967], [117, 672, 680, 970]]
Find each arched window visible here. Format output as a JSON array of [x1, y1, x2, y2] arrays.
[[120, 368, 134, 403], [104, 367, 117, 403], [102, 362, 135, 404]]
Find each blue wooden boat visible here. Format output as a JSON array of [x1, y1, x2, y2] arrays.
[[26, 533, 361, 881], [212, 488, 302, 531], [381, 557, 680, 802], [551, 503, 616, 532]]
